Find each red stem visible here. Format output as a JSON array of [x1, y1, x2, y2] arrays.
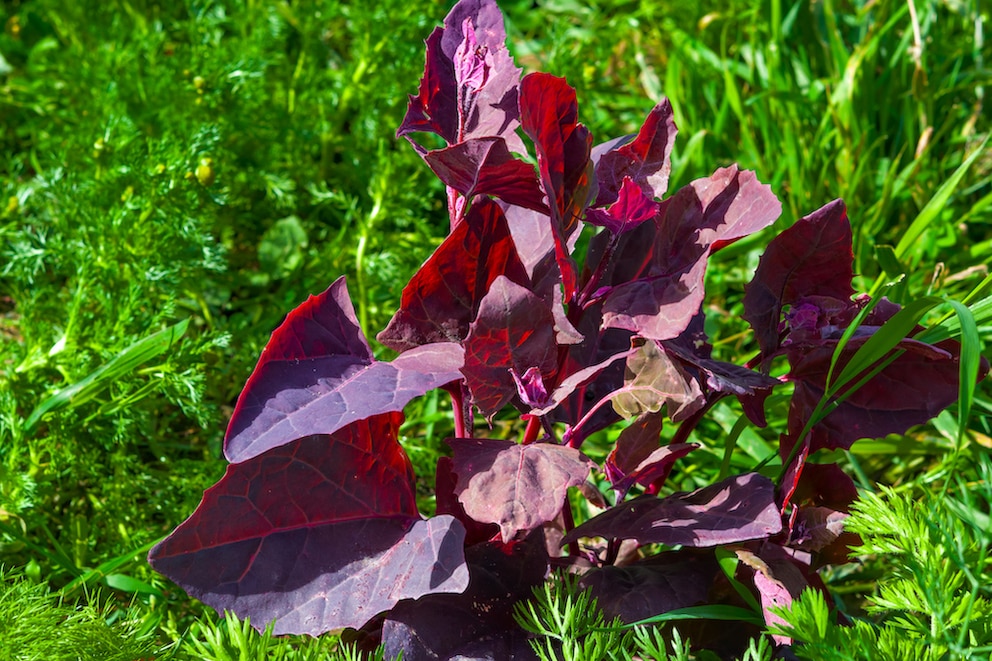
[[446, 383, 468, 439], [521, 415, 542, 445], [561, 497, 580, 557]]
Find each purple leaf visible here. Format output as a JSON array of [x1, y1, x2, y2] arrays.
[[226, 344, 464, 464], [579, 551, 718, 624], [425, 138, 547, 212], [226, 278, 464, 462], [742, 199, 854, 357], [663, 341, 780, 427], [450, 438, 595, 541], [601, 165, 780, 340], [461, 276, 558, 417], [605, 411, 698, 496], [530, 345, 636, 416], [149, 414, 469, 636], [399, 0, 524, 153], [585, 176, 660, 235], [563, 472, 782, 547], [611, 339, 705, 422], [397, 28, 457, 148], [382, 531, 548, 660], [435, 456, 500, 546], [737, 549, 809, 646], [786, 332, 964, 452], [548, 317, 633, 443], [378, 199, 529, 353], [594, 100, 677, 206], [789, 507, 848, 553], [519, 72, 594, 300]]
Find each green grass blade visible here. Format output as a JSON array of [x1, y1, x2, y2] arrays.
[[943, 300, 981, 448], [23, 319, 189, 434], [894, 136, 990, 264], [830, 296, 942, 396], [622, 604, 765, 628], [714, 546, 763, 614]]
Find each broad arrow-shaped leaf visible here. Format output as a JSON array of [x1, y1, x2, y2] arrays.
[[226, 278, 463, 463], [611, 340, 704, 422], [605, 410, 698, 496], [563, 472, 781, 547], [450, 438, 595, 541], [601, 165, 781, 341], [785, 331, 964, 452], [461, 276, 558, 417], [149, 414, 469, 636], [398, 0, 525, 154], [594, 99, 677, 206], [742, 199, 854, 358], [382, 530, 549, 660], [378, 199, 529, 353]]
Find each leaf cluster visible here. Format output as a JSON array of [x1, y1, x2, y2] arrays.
[[145, 0, 989, 657]]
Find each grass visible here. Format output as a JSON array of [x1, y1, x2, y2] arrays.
[[0, 0, 989, 657]]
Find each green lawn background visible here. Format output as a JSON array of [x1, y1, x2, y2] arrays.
[[0, 0, 989, 657]]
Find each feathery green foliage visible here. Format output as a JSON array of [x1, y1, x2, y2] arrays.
[[772, 455, 992, 659]]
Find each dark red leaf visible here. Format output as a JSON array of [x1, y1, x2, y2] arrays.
[[397, 28, 458, 147], [742, 199, 854, 357], [425, 138, 547, 212], [786, 332, 964, 452], [594, 100, 677, 206], [579, 551, 718, 624], [585, 176, 660, 235], [378, 199, 529, 353], [461, 276, 558, 417], [663, 341, 781, 427], [226, 278, 464, 462], [789, 462, 859, 512], [601, 165, 780, 340], [789, 507, 848, 553], [563, 472, 782, 547], [149, 414, 469, 636], [519, 72, 594, 300], [435, 456, 500, 546], [450, 438, 595, 541], [529, 344, 636, 416], [382, 531, 548, 660], [398, 0, 524, 153], [605, 410, 698, 496], [548, 316, 633, 443]]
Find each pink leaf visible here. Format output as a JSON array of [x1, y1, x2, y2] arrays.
[[451, 438, 595, 541], [585, 176, 660, 234], [563, 472, 782, 547], [594, 100, 678, 205]]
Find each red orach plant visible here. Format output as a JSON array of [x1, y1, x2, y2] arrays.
[[149, 1, 986, 656]]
